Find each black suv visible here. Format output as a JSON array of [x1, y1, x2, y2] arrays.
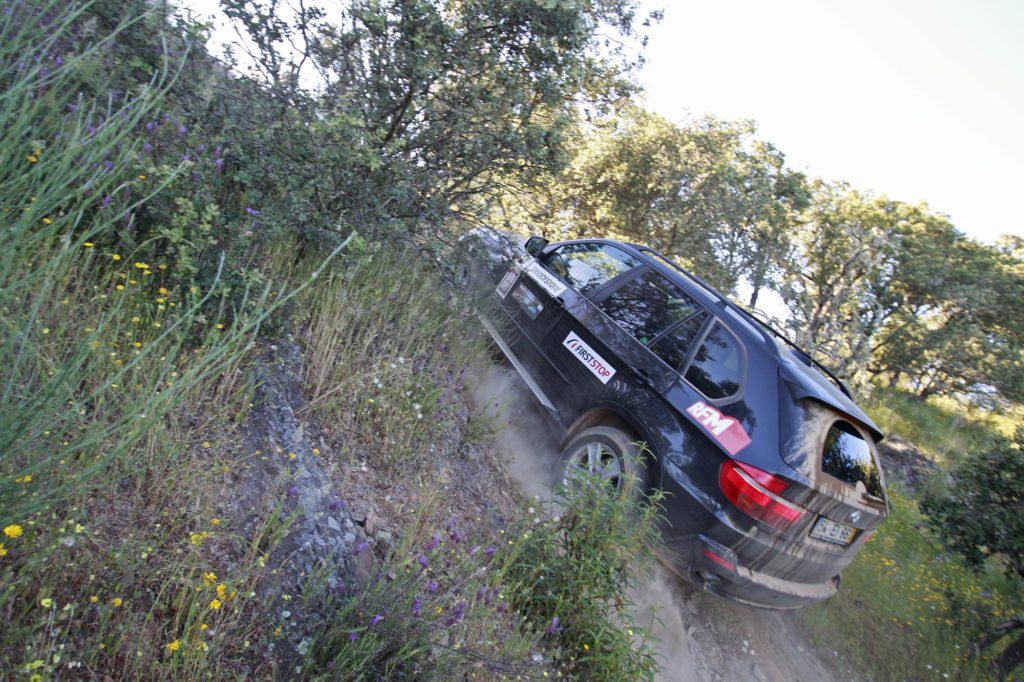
[[466, 228, 888, 609]]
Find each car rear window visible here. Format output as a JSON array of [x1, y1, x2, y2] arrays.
[[539, 243, 641, 296], [684, 322, 743, 399], [822, 421, 884, 498], [598, 270, 702, 344]]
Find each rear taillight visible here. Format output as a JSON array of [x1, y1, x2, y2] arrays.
[[719, 459, 805, 530]]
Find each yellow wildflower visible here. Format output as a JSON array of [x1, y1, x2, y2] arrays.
[[134, 262, 149, 269], [90, 596, 98, 603], [167, 639, 180, 652], [112, 597, 123, 607], [203, 572, 218, 585], [84, 242, 94, 247], [0, 544, 6, 557], [3, 524, 23, 538], [216, 584, 227, 599], [209, 598, 221, 610], [112, 254, 121, 260], [27, 155, 37, 162], [40, 598, 53, 608]]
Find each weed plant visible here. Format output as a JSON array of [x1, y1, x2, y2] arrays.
[[864, 384, 1018, 466], [495, 474, 666, 681], [0, 4, 344, 677]]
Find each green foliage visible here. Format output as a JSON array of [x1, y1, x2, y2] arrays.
[[496, 473, 665, 681], [921, 427, 1024, 579], [491, 107, 808, 299], [797, 485, 1020, 680], [295, 245, 487, 471]]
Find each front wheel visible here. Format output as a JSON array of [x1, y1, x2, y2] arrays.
[[557, 426, 645, 499]]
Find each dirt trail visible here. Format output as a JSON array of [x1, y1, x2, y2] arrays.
[[469, 364, 854, 682]]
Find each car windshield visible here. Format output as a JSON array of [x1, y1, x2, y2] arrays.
[[539, 243, 641, 295]]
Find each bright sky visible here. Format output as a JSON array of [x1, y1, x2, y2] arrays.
[[637, 0, 1024, 244]]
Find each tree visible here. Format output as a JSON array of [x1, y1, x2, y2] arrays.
[[503, 107, 807, 296], [213, 0, 647, 243], [922, 428, 1024, 676]]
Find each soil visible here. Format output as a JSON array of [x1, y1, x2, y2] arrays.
[[466, 364, 858, 682]]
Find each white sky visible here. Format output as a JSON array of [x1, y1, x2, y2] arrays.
[[637, 0, 1024, 244]]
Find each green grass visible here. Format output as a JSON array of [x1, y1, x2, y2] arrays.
[[863, 384, 1020, 466], [797, 484, 1022, 680]]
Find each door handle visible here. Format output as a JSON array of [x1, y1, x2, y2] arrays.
[[552, 296, 566, 309]]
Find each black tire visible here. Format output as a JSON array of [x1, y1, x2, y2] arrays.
[[557, 426, 645, 499]]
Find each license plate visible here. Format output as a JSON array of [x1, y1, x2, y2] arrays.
[[496, 269, 518, 298], [810, 517, 856, 545]]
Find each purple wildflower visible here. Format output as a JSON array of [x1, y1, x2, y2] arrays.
[[104, 160, 113, 172], [246, 207, 260, 215], [349, 632, 357, 641], [287, 487, 298, 496], [497, 599, 506, 613], [369, 613, 384, 629], [476, 588, 487, 601], [329, 499, 345, 510], [485, 546, 496, 555], [446, 602, 466, 627], [412, 597, 421, 617], [179, 125, 187, 135], [353, 541, 369, 556], [546, 616, 563, 634], [425, 534, 439, 552], [100, 196, 111, 209], [419, 555, 428, 569], [429, 581, 438, 594]]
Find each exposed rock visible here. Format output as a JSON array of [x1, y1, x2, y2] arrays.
[[876, 435, 940, 492], [236, 337, 370, 673]]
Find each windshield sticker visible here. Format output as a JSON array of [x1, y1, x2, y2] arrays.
[[524, 261, 567, 298], [686, 401, 751, 455], [563, 332, 616, 384], [495, 268, 518, 298], [511, 284, 544, 319]]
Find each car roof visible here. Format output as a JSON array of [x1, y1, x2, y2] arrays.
[[549, 237, 884, 440]]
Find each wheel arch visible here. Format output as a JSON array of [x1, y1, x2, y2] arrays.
[[563, 408, 662, 489]]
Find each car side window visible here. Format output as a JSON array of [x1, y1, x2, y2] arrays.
[[598, 270, 703, 345], [684, 322, 743, 399], [539, 243, 641, 296], [649, 312, 709, 370]]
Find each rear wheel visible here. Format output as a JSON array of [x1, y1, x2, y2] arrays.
[[558, 426, 644, 499]]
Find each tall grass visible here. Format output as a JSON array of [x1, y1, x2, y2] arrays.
[[297, 243, 490, 470]]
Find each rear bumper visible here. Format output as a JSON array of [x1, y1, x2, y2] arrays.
[[657, 533, 840, 610], [657, 466, 845, 610]]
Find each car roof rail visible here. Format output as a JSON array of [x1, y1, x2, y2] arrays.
[[632, 244, 853, 399]]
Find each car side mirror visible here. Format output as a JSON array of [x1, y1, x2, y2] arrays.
[[524, 235, 549, 257]]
